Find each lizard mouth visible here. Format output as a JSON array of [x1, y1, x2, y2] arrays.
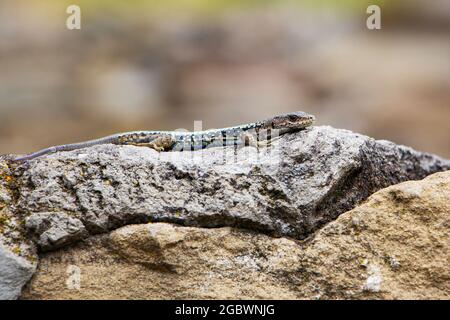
[[300, 115, 316, 127]]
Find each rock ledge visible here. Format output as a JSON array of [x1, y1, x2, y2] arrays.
[[8, 125, 450, 251]]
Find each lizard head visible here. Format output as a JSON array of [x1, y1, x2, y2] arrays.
[[265, 111, 315, 130]]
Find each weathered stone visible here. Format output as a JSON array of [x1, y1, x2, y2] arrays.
[[20, 171, 449, 299], [21, 223, 305, 299], [0, 244, 36, 300], [25, 212, 88, 251], [0, 159, 37, 300], [298, 170, 450, 299], [11, 126, 450, 250]]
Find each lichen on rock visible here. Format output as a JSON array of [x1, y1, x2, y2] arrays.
[[0, 159, 37, 300]]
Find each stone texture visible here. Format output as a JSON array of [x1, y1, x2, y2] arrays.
[[25, 212, 88, 251], [0, 159, 37, 300], [11, 126, 450, 250], [0, 244, 36, 300], [21, 224, 304, 299], [20, 171, 450, 299], [298, 170, 450, 299]]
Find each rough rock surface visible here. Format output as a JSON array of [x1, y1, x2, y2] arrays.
[[10, 126, 450, 251], [0, 160, 37, 300], [0, 245, 36, 300], [21, 171, 449, 299]]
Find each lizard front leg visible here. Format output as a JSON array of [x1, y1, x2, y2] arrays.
[[240, 132, 258, 148], [257, 135, 282, 148], [240, 132, 281, 149]]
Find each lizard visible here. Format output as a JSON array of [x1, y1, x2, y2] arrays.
[[11, 111, 315, 162]]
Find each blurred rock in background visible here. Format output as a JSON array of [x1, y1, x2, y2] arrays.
[[0, 0, 449, 157]]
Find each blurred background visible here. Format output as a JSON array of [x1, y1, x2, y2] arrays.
[[0, 0, 449, 157]]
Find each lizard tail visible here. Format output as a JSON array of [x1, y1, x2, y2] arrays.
[[12, 135, 120, 162]]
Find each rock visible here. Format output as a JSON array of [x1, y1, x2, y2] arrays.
[[0, 159, 37, 300], [11, 126, 450, 250], [297, 170, 450, 299], [0, 244, 36, 300], [25, 212, 88, 251], [21, 223, 305, 299], [20, 171, 449, 299]]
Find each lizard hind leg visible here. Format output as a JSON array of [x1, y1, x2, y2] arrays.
[[130, 135, 176, 152]]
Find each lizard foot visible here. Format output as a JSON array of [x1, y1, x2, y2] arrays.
[[257, 135, 281, 148]]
